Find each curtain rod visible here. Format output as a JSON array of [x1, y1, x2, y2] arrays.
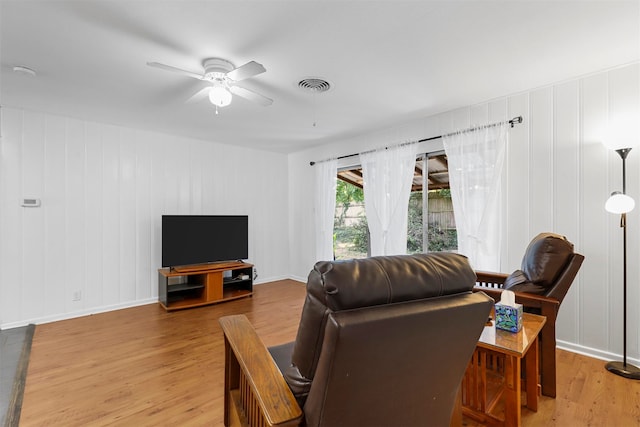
[[309, 116, 523, 166]]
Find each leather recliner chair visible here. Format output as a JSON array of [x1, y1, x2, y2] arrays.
[[220, 253, 493, 426], [474, 232, 584, 398]]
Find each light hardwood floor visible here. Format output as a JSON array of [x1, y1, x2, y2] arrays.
[[20, 280, 640, 426]]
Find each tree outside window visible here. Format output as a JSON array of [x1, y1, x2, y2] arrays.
[[333, 153, 456, 260]]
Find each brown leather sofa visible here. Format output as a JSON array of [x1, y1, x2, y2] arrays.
[[220, 253, 493, 426]]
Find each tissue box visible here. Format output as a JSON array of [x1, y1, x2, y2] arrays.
[[495, 302, 523, 332]]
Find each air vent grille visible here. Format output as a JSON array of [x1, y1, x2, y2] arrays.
[[298, 78, 331, 93]]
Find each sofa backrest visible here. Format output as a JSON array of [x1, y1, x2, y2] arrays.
[[303, 291, 492, 426], [281, 252, 492, 425], [292, 253, 476, 381], [521, 232, 574, 288], [504, 232, 583, 298]]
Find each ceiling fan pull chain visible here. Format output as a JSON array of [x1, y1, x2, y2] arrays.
[[312, 91, 317, 127]]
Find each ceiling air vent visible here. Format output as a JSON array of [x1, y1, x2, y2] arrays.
[[298, 78, 331, 93]]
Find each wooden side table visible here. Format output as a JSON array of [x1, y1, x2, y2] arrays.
[[460, 311, 546, 427]]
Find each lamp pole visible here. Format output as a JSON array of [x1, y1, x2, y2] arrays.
[[605, 147, 640, 379]]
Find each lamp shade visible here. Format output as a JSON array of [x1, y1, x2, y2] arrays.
[[602, 114, 639, 150], [605, 192, 635, 214], [209, 85, 232, 107]]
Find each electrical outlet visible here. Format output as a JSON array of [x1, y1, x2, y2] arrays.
[[72, 290, 82, 301]]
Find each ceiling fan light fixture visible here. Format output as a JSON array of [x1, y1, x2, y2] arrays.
[[209, 85, 232, 107], [148, 57, 270, 108]]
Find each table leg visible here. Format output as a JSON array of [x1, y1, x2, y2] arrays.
[[504, 354, 522, 427], [525, 336, 539, 411]]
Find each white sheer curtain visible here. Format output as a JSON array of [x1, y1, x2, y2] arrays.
[[314, 159, 338, 261], [443, 123, 508, 270], [360, 143, 418, 256]]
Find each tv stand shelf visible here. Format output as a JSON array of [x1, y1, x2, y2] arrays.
[[158, 262, 253, 311]]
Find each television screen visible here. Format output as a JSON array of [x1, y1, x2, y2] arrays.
[[162, 215, 248, 268]]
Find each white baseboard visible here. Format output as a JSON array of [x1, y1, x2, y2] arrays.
[[253, 274, 287, 285], [557, 339, 640, 366], [253, 275, 306, 285], [0, 298, 157, 330], [1, 278, 308, 330], [288, 274, 308, 283]]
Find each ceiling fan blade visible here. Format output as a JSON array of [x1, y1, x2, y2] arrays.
[[186, 86, 211, 104], [226, 61, 266, 82], [147, 62, 203, 80], [229, 85, 273, 106]]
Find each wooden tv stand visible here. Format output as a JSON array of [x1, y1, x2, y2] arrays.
[[158, 262, 253, 311]]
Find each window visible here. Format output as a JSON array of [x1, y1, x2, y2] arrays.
[[409, 152, 458, 254], [334, 169, 369, 259], [333, 152, 456, 260]]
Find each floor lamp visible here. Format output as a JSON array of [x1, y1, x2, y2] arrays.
[[604, 146, 640, 379]]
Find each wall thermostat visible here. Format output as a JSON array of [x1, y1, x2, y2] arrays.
[[21, 198, 41, 207]]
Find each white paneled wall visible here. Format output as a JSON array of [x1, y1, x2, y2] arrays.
[[0, 108, 289, 328], [288, 62, 640, 364]]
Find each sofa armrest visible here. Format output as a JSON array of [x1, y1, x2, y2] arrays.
[[511, 292, 560, 312], [472, 286, 503, 302], [219, 315, 303, 427], [472, 286, 560, 312]]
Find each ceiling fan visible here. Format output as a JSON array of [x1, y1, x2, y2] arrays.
[[147, 58, 273, 113]]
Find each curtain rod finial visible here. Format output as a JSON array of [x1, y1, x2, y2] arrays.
[[509, 116, 523, 128]]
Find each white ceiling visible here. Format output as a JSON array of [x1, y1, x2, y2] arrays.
[[1, 1, 638, 154]]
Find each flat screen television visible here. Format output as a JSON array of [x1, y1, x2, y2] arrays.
[[162, 215, 248, 268]]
